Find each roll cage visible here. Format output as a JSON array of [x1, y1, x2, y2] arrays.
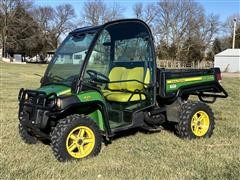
[[69, 19, 156, 97]]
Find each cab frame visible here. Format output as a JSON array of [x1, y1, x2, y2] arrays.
[[77, 19, 157, 136]]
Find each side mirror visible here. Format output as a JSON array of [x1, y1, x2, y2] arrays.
[[40, 77, 44, 84]]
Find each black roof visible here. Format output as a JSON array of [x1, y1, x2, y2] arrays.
[[70, 19, 151, 35], [70, 25, 102, 34]]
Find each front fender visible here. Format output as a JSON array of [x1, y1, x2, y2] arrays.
[[53, 100, 111, 137]]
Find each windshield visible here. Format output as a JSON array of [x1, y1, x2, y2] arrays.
[[43, 32, 96, 86]]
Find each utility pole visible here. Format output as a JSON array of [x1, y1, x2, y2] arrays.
[[232, 18, 237, 49]]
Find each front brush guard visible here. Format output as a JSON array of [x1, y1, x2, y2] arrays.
[[18, 88, 58, 130]]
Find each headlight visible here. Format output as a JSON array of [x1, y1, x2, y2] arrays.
[[56, 98, 61, 108], [25, 93, 28, 100]]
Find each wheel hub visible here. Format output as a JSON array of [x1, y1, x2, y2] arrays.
[[191, 111, 210, 137], [77, 139, 83, 145], [66, 126, 95, 158]]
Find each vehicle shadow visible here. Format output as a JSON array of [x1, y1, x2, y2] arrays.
[[110, 128, 139, 141], [109, 123, 177, 142]]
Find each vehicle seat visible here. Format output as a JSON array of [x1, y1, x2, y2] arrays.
[[102, 67, 150, 102]]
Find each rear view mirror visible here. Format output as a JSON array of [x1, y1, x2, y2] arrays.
[[102, 42, 111, 46]]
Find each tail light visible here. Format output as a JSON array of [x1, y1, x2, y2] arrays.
[[216, 72, 222, 81]]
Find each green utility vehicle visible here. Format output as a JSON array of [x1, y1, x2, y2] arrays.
[[18, 19, 228, 161]]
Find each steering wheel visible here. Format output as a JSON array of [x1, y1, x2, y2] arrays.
[[87, 69, 109, 83]]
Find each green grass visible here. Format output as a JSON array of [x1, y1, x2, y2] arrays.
[[0, 61, 240, 179]]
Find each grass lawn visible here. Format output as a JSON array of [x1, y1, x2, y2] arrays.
[[0, 61, 239, 179]]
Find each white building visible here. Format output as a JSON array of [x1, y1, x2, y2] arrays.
[[214, 49, 240, 72]]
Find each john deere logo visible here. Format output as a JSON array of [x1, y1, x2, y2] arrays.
[[170, 84, 177, 89], [83, 96, 92, 100]]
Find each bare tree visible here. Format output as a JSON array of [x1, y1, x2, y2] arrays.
[[133, 3, 143, 19], [33, 6, 54, 33], [52, 4, 76, 40], [32, 4, 75, 49], [222, 13, 240, 36], [80, 0, 124, 26], [133, 2, 158, 45], [217, 14, 240, 49], [31, 6, 56, 53], [104, 2, 124, 23], [154, 0, 219, 61], [155, 1, 202, 48], [133, 2, 157, 25], [198, 14, 220, 48]]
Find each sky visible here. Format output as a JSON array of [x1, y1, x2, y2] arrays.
[[34, 0, 240, 23]]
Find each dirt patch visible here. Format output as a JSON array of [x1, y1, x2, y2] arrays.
[[222, 73, 240, 78]]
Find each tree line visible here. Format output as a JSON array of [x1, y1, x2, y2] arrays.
[[0, 0, 239, 62]]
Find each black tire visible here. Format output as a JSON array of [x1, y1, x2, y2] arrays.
[[51, 114, 102, 162], [19, 123, 37, 144], [144, 112, 165, 126], [175, 101, 215, 139]]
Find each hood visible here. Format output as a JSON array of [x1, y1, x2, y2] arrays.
[[37, 85, 71, 96]]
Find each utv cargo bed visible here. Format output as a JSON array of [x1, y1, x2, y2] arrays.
[[156, 68, 228, 104]]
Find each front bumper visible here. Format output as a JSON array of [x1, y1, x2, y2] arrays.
[[18, 88, 57, 131]]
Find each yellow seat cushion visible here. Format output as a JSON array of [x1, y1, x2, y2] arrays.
[[101, 67, 150, 102], [105, 92, 146, 102], [125, 67, 144, 92], [101, 89, 112, 96], [108, 67, 126, 90]]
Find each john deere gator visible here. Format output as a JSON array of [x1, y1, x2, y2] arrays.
[[18, 19, 228, 161]]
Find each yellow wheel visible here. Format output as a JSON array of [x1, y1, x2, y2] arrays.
[[191, 111, 210, 137], [66, 126, 95, 159], [51, 115, 102, 161], [176, 102, 214, 139]]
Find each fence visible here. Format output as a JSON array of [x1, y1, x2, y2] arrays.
[[157, 59, 214, 69]]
